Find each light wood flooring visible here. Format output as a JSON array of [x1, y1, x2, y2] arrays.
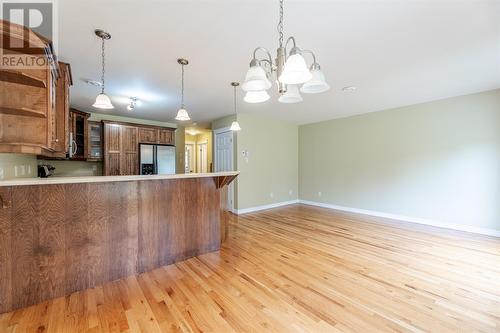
[[1, 204, 499, 332]]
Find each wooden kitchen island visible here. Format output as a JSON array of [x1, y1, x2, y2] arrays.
[[0, 172, 238, 313]]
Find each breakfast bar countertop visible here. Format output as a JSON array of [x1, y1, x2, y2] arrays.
[[0, 171, 239, 187]]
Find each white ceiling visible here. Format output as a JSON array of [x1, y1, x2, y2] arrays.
[[58, 0, 500, 125]]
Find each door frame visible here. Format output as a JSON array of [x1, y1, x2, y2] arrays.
[[213, 127, 235, 212]]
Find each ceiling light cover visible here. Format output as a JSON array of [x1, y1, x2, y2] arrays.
[[244, 90, 270, 103], [278, 84, 303, 103], [92, 93, 114, 109], [230, 121, 242, 131], [242, 65, 272, 92], [279, 53, 312, 85], [300, 68, 330, 94], [175, 108, 190, 121]]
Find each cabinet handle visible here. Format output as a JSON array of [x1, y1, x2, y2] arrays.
[[0, 194, 11, 209]]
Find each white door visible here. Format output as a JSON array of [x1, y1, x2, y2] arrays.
[[185, 143, 195, 173], [215, 129, 234, 211], [198, 142, 208, 173]]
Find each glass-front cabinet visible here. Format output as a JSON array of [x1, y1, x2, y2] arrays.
[[87, 121, 103, 161]]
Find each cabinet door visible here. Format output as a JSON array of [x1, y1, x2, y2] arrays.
[[121, 126, 138, 175], [158, 129, 175, 145], [138, 127, 157, 143], [88, 121, 103, 160], [104, 124, 122, 176], [53, 63, 70, 156]]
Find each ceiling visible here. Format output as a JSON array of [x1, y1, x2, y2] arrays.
[[58, 0, 500, 125]]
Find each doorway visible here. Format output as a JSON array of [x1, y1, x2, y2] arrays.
[[214, 128, 235, 211], [197, 142, 208, 173]]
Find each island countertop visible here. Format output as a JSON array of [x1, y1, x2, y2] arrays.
[[0, 171, 239, 187]]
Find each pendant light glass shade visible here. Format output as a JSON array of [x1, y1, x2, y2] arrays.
[[300, 68, 330, 94], [244, 90, 270, 103], [242, 65, 272, 92], [230, 121, 242, 131], [92, 93, 114, 109], [175, 108, 190, 121], [279, 53, 312, 85], [278, 84, 303, 104]]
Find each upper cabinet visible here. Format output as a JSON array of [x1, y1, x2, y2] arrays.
[[87, 121, 103, 161], [0, 21, 71, 157], [68, 109, 89, 160]]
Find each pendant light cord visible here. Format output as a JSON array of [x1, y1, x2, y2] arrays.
[[233, 85, 237, 115], [277, 0, 284, 48], [100, 37, 105, 94], [181, 64, 185, 109]]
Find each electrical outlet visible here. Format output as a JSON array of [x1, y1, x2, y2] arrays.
[[14, 165, 19, 177], [270, 192, 274, 199], [289, 190, 293, 196], [318, 191, 322, 197]]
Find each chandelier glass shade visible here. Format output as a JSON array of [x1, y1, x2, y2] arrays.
[[175, 108, 190, 121], [244, 90, 271, 103], [241, 0, 329, 104], [242, 64, 272, 91], [278, 84, 303, 103], [300, 66, 330, 94], [93, 93, 114, 109]]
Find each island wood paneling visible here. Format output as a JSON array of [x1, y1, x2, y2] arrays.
[[0, 176, 233, 313]]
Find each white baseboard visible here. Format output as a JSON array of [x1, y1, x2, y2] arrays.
[[236, 200, 299, 215], [298, 200, 500, 238]]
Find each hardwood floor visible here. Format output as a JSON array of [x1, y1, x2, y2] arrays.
[[1, 204, 499, 332]]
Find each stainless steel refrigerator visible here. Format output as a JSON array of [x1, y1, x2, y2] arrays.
[[139, 144, 176, 175]]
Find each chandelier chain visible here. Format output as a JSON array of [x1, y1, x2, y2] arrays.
[[181, 64, 185, 109], [100, 37, 105, 93], [277, 0, 284, 47]]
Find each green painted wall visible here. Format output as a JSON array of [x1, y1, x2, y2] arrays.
[[236, 114, 299, 210], [299, 89, 500, 231], [0, 154, 37, 180]]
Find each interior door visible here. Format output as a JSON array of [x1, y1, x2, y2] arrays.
[[215, 130, 234, 211], [198, 142, 208, 173], [185, 143, 195, 173]]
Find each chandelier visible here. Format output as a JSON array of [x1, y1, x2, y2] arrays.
[[242, 0, 330, 104]]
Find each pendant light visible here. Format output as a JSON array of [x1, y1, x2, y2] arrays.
[[92, 29, 114, 109], [175, 58, 191, 121], [242, 0, 329, 103], [230, 82, 242, 131]]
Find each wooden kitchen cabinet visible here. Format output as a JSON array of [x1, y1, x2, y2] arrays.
[[87, 121, 103, 161], [0, 21, 73, 158], [103, 122, 139, 176], [103, 121, 175, 176], [138, 127, 157, 143], [158, 128, 175, 144], [0, 22, 59, 155], [68, 109, 89, 160], [52, 62, 72, 157]]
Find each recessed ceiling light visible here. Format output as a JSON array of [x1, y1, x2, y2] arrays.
[[342, 86, 357, 92]]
